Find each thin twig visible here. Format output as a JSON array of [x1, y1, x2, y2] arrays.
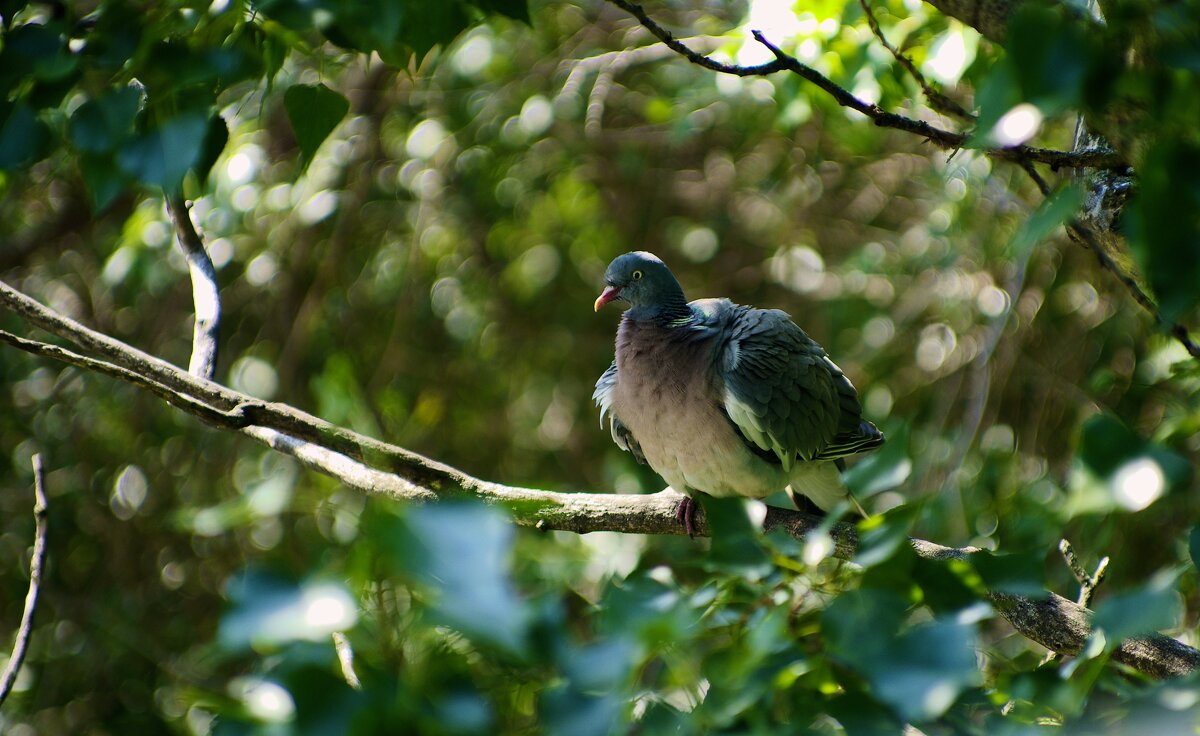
[[332, 632, 362, 690], [0, 284, 1196, 679], [0, 454, 49, 708], [601, 0, 1126, 170], [1041, 539, 1110, 665], [1020, 162, 1200, 359], [165, 194, 221, 380], [857, 0, 974, 120]]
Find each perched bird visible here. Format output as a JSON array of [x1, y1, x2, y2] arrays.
[[593, 251, 884, 536]]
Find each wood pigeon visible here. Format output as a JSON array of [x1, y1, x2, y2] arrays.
[[593, 251, 884, 536]]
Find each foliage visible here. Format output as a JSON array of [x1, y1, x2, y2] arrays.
[[0, 0, 1199, 733]]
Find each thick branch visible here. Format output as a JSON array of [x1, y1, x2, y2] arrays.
[[165, 195, 221, 380], [0, 284, 1196, 679], [601, 0, 1126, 171], [0, 454, 49, 708]]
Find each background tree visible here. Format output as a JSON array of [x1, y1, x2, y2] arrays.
[[1, 0, 1198, 733]]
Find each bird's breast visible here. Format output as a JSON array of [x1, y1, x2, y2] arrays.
[[611, 320, 783, 497]]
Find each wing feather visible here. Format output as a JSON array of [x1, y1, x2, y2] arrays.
[[718, 306, 883, 468], [593, 360, 647, 464]]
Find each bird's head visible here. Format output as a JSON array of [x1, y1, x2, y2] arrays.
[[594, 251, 687, 316]]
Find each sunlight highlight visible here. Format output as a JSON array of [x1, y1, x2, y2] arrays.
[[992, 104, 1043, 146], [1111, 456, 1165, 511]]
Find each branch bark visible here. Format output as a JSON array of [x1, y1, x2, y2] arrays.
[[165, 194, 221, 380], [600, 0, 1126, 171], [0, 281, 1196, 679], [0, 454, 49, 709]]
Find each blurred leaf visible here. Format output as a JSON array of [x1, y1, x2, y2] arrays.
[[843, 424, 911, 499], [971, 550, 1047, 597], [701, 495, 771, 577], [476, 0, 530, 23], [389, 503, 530, 655], [196, 113, 230, 187], [219, 569, 358, 650], [541, 685, 621, 736], [398, 0, 472, 59], [284, 83, 350, 166], [116, 113, 209, 191], [825, 588, 980, 722], [1190, 527, 1200, 572], [1009, 185, 1082, 257], [1125, 141, 1200, 322], [560, 638, 636, 693], [78, 153, 127, 211], [1093, 571, 1181, 644], [1067, 414, 1191, 514], [0, 102, 50, 169], [68, 87, 143, 154], [1004, 6, 1100, 112], [827, 691, 904, 736], [854, 505, 917, 568]]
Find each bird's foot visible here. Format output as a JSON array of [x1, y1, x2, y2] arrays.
[[674, 496, 698, 539]]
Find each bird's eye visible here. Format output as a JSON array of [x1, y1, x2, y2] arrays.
[[632, 270, 643, 281]]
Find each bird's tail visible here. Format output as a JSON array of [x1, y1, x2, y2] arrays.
[[787, 461, 868, 517]]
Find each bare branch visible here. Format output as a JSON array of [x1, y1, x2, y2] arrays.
[[1041, 539, 1111, 665], [165, 194, 221, 380], [1, 283, 1196, 678], [1020, 163, 1200, 360], [0, 454, 49, 708], [601, 0, 1126, 170], [857, 0, 974, 120]]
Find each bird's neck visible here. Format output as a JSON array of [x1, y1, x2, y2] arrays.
[[624, 295, 692, 326]]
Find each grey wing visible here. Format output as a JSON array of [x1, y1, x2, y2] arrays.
[[718, 308, 883, 470], [593, 360, 647, 464]]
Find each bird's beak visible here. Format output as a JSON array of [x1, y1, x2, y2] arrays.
[[594, 285, 621, 312]]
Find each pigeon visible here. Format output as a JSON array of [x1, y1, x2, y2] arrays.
[[593, 251, 884, 536]]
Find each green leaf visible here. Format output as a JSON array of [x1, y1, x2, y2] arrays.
[[541, 685, 621, 736], [854, 505, 916, 568], [970, 550, 1047, 597], [701, 495, 771, 577], [1189, 527, 1200, 572], [195, 113, 230, 187], [1093, 571, 1181, 644], [284, 83, 350, 166], [389, 503, 530, 655], [78, 154, 127, 211], [398, 0, 471, 59], [1009, 185, 1082, 257], [68, 87, 143, 154], [1004, 6, 1100, 113], [218, 569, 358, 650], [843, 423, 911, 499], [116, 113, 209, 192], [824, 589, 981, 722], [475, 0, 530, 23], [1125, 141, 1200, 322], [827, 692, 904, 736], [0, 102, 50, 169]]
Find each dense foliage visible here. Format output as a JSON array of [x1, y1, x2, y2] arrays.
[[1, 0, 1198, 733]]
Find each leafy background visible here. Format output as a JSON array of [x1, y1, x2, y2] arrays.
[[0, 0, 1198, 733]]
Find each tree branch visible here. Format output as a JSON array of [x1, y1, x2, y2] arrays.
[[1020, 162, 1200, 360], [0, 454, 49, 708], [600, 0, 1126, 170], [857, 0, 974, 121], [0, 282, 1196, 679], [165, 194, 221, 380]]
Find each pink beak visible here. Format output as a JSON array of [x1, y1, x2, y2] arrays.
[[594, 285, 621, 312]]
